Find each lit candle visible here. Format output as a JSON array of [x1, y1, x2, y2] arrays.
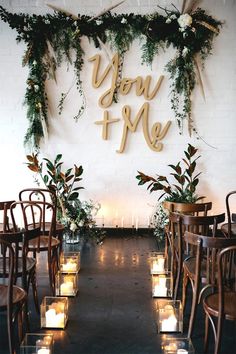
[[45, 308, 56, 327], [37, 349, 50, 354], [60, 281, 74, 296], [152, 257, 165, 273], [148, 215, 150, 227], [177, 350, 188, 353], [121, 216, 124, 228], [131, 214, 134, 227], [46, 303, 65, 327], [161, 314, 177, 332], [62, 259, 77, 272], [153, 275, 167, 297], [135, 217, 139, 230]]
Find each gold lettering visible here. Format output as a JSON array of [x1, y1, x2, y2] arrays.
[[88, 53, 119, 108], [95, 111, 120, 140], [136, 75, 164, 100], [117, 103, 171, 153], [119, 78, 135, 95]]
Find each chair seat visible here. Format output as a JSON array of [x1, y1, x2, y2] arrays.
[[203, 291, 236, 321], [0, 257, 35, 276], [221, 223, 236, 237], [0, 284, 27, 308], [28, 235, 60, 251]]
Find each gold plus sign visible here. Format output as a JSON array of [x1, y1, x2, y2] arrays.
[[95, 111, 120, 140]]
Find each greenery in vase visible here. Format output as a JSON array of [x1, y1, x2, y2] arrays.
[[136, 143, 204, 238], [25, 152, 105, 242]]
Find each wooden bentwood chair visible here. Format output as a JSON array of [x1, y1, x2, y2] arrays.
[[15, 199, 60, 294], [19, 188, 64, 251], [221, 190, 236, 238], [164, 202, 212, 300], [0, 239, 27, 354], [203, 245, 236, 354], [182, 221, 236, 341]]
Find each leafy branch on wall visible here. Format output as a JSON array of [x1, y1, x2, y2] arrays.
[[0, 1, 222, 148]]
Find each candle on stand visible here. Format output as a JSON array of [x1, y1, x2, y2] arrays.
[[177, 350, 188, 353], [121, 216, 124, 228], [147, 215, 150, 227], [131, 214, 134, 227]]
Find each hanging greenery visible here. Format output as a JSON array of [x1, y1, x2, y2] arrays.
[[0, 2, 222, 147]]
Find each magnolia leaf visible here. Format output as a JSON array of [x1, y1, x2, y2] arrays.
[[187, 144, 198, 157], [74, 177, 83, 183], [65, 175, 74, 183], [28, 165, 39, 172], [65, 168, 73, 177], [26, 154, 34, 162], [55, 154, 62, 164], [74, 165, 83, 177], [72, 187, 84, 191], [68, 192, 79, 200], [43, 175, 49, 184]]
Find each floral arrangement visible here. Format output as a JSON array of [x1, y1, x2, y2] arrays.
[[25, 152, 105, 241], [0, 1, 222, 146], [152, 203, 169, 242]]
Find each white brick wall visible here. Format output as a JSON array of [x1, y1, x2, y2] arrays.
[[0, 0, 236, 225]]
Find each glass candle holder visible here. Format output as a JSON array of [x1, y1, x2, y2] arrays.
[[60, 252, 80, 273], [161, 336, 195, 353], [55, 271, 78, 297], [156, 300, 183, 333], [150, 252, 168, 274], [152, 272, 172, 298], [20, 333, 53, 354], [40, 297, 68, 329]]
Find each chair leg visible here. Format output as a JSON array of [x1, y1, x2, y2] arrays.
[[31, 268, 40, 313], [214, 315, 223, 354], [7, 308, 14, 354], [174, 258, 182, 300], [188, 281, 198, 338], [182, 267, 189, 312], [204, 313, 210, 353]]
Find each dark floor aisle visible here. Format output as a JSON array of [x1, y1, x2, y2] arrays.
[[1, 235, 236, 354]]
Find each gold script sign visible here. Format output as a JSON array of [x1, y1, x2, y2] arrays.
[[89, 53, 171, 153]]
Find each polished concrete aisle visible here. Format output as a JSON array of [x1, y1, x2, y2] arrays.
[[1, 235, 236, 353]]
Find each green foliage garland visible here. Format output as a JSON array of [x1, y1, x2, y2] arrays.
[[0, 4, 222, 147]]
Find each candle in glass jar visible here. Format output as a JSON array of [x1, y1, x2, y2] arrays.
[[153, 278, 167, 297], [60, 281, 74, 296], [152, 257, 165, 273], [62, 259, 77, 272], [45, 304, 65, 327], [177, 350, 188, 353], [37, 349, 50, 354], [161, 314, 177, 332]]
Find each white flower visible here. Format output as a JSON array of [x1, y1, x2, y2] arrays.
[[96, 19, 103, 25], [179, 27, 185, 32], [170, 14, 177, 20], [182, 47, 189, 56], [33, 60, 37, 66], [166, 18, 172, 24], [78, 220, 84, 227], [177, 13, 192, 28], [121, 17, 127, 24], [34, 84, 39, 92], [44, 19, 50, 25], [70, 222, 77, 232]]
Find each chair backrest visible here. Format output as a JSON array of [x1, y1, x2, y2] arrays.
[[19, 187, 57, 209], [0, 200, 15, 232], [10, 201, 56, 253], [0, 203, 41, 289], [184, 232, 236, 286], [179, 213, 225, 237], [225, 190, 236, 236], [163, 201, 212, 216], [217, 245, 236, 313]]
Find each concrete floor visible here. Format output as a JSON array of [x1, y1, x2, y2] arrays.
[[1, 235, 236, 353]]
